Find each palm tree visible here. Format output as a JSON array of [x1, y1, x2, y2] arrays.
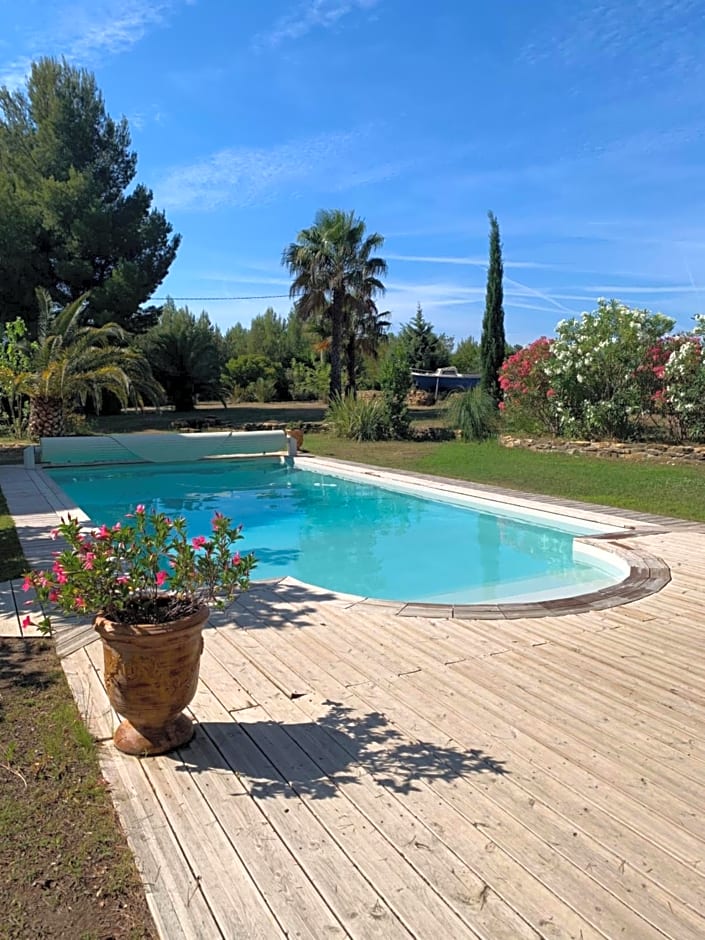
[[344, 300, 391, 396], [283, 209, 387, 400], [20, 288, 162, 438], [139, 303, 227, 411]]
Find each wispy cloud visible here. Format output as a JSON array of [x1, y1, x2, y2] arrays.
[[156, 127, 406, 211], [255, 0, 383, 50], [386, 253, 567, 270], [0, 0, 185, 87], [524, 0, 702, 76]]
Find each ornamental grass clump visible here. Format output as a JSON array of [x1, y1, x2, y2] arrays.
[[23, 506, 256, 634]]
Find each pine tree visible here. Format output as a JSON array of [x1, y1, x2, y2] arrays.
[[480, 212, 506, 402], [0, 58, 179, 335]]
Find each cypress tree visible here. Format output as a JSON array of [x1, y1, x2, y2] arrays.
[[480, 211, 506, 402]]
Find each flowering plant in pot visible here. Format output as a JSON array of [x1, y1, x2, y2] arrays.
[[23, 505, 256, 755]]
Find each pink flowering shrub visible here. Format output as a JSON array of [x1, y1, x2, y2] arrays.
[[23, 506, 256, 635], [498, 338, 559, 434]]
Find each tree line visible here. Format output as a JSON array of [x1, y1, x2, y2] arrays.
[[0, 57, 508, 439]]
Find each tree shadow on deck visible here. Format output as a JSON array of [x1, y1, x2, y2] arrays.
[[208, 580, 339, 631], [175, 700, 507, 800]]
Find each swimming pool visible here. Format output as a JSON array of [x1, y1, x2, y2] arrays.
[[44, 457, 630, 605]]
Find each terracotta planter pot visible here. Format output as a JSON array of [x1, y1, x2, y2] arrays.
[[94, 604, 208, 756]]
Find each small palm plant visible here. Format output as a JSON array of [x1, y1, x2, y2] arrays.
[[18, 288, 163, 438]]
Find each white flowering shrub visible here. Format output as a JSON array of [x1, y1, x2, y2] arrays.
[[664, 337, 705, 441], [545, 299, 675, 439]]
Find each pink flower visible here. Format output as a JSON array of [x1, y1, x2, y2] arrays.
[[50, 528, 59, 540], [155, 570, 169, 586], [48, 590, 59, 602], [96, 524, 110, 540], [112, 522, 121, 532], [192, 535, 207, 549], [116, 574, 130, 585], [21, 615, 32, 629], [232, 552, 241, 566], [75, 596, 86, 610], [135, 504, 145, 514], [56, 571, 68, 585], [83, 552, 95, 570], [22, 576, 32, 592], [52, 561, 64, 575]]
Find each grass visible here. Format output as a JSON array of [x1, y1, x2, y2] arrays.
[[0, 487, 26, 580], [0, 638, 156, 939], [304, 435, 705, 521]]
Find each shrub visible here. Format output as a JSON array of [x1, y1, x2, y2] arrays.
[[546, 299, 674, 439], [326, 394, 390, 441], [379, 344, 411, 439], [444, 387, 499, 441], [664, 336, 705, 441], [498, 338, 558, 434]]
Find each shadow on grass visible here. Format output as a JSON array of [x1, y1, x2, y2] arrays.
[[0, 638, 58, 694], [175, 700, 507, 799]]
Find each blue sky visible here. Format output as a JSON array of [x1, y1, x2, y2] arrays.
[[2, 0, 705, 345]]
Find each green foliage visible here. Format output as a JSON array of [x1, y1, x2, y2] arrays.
[[379, 342, 412, 439], [399, 303, 452, 371], [283, 209, 387, 400], [480, 212, 506, 402], [0, 318, 34, 438], [140, 301, 225, 410], [223, 354, 275, 388], [444, 387, 499, 441], [0, 58, 179, 335], [286, 359, 330, 401], [23, 507, 256, 633], [452, 335, 481, 374], [547, 299, 675, 439], [21, 288, 162, 438], [326, 394, 390, 441]]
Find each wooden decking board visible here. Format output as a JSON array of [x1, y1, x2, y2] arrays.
[[391, 663, 705, 871], [188, 684, 414, 939], [504, 643, 705, 752], [249, 633, 704, 938], [232, 701, 486, 940], [140, 757, 286, 939], [468, 651, 705, 809], [360, 669, 705, 926], [169, 726, 349, 940], [12, 460, 705, 939], [247, 679, 546, 940], [445, 658, 705, 839], [552, 633, 705, 705], [355, 669, 705, 916], [321, 677, 654, 940]]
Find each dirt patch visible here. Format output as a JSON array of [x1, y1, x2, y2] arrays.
[[0, 638, 156, 940]]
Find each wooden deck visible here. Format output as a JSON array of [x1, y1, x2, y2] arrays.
[[3, 464, 705, 938]]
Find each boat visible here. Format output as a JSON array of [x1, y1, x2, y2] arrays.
[[411, 366, 481, 398]]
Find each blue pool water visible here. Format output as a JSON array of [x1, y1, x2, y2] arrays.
[[46, 460, 624, 604]]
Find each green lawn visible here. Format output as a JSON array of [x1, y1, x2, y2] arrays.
[[304, 435, 705, 521], [0, 488, 26, 580]]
